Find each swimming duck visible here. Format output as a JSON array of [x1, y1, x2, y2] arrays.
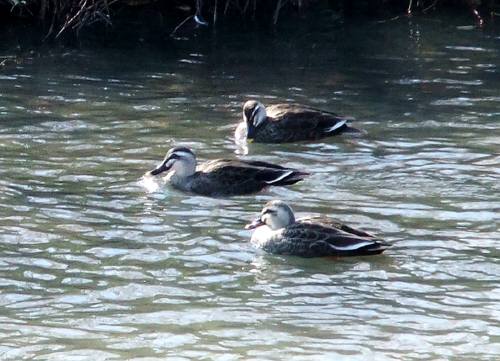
[[246, 200, 389, 257], [235, 100, 360, 143], [147, 147, 309, 197]]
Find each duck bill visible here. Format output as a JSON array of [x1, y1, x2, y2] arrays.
[[245, 218, 265, 230], [246, 126, 256, 143], [148, 161, 172, 176]]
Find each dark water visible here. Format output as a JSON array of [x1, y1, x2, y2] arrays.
[[0, 16, 499, 360]]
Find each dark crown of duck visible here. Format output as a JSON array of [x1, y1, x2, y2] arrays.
[[242, 100, 267, 139], [149, 146, 195, 176]]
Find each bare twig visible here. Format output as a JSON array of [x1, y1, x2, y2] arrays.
[[196, 0, 203, 17], [170, 14, 194, 36], [213, 0, 218, 24], [55, 0, 89, 38], [422, 0, 439, 13], [43, 4, 57, 41], [273, 0, 282, 24], [376, 14, 403, 23], [224, 0, 230, 16]]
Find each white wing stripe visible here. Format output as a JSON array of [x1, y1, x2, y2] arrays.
[[324, 119, 347, 133], [329, 241, 374, 251], [265, 170, 293, 184]]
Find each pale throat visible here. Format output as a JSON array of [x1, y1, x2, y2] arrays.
[[170, 161, 196, 179]]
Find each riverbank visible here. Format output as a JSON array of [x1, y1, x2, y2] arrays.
[[1, 0, 498, 44]]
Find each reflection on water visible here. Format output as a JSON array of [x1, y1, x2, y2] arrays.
[[1, 15, 499, 360], [140, 173, 162, 193]]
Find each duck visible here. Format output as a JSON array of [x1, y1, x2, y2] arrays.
[[235, 100, 361, 144], [245, 200, 389, 257], [147, 147, 309, 197]]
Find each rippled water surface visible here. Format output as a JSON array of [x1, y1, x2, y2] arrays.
[[1, 16, 499, 360]]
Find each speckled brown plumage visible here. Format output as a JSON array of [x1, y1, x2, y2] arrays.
[[236, 101, 360, 144], [148, 147, 308, 197], [248, 201, 389, 258], [187, 159, 308, 196]]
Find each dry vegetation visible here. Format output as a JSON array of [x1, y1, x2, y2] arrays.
[[0, 0, 498, 40]]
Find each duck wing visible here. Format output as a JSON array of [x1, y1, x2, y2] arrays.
[[193, 159, 308, 196], [267, 103, 344, 118], [279, 220, 389, 257], [238, 159, 293, 170], [299, 216, 377, 238], [239, 159, 309, 185], [266, 103, 349, 137]]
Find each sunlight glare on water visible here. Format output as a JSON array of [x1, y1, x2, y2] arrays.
[[140, 173, 162, 193]]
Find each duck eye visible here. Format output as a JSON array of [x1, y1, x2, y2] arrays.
[[262, 208, 276, 215]]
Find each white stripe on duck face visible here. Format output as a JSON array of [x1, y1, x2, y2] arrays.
[[252, 104, 267, 128], [250, 105, 261, 121], [171, 151, 195, 160]]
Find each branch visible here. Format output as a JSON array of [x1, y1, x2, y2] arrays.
[[170, 14, 194, 37]]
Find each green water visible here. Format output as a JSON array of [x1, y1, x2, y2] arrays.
[[0, 16, 499, 360]]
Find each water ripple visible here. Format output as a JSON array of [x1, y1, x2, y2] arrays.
[[0, 21, 499, 361]]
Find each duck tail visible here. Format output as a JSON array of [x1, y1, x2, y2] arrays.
[[284, 170, 310, 185], [342, 125, 366, 135], [363, 240, 390, 255]]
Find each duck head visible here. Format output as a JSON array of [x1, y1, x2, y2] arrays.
[[246, 200, 295, 231], [149, 146, 197, 178], [242, 100, 267, 141]]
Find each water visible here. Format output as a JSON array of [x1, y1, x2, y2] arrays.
[[1, 15, 499, 360]]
